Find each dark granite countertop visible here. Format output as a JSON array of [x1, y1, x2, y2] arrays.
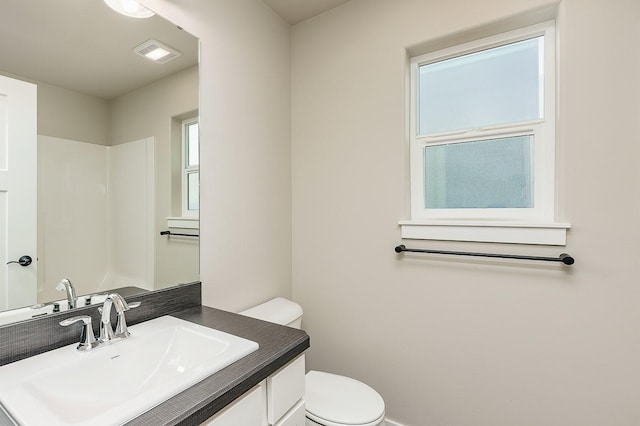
[[125, 305, 309, 425]]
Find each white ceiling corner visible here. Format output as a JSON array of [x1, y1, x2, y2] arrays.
[[262, 0, 353, 25]]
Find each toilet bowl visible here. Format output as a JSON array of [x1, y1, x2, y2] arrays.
[[239, 298, 386, 426]]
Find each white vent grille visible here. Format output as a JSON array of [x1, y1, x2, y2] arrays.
[[133, 39, 181, 64]]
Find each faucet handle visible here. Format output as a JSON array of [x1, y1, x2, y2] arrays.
[[100, 300, 140, 314], [114, 300, 141, 338], [60, 316, 98, 351]]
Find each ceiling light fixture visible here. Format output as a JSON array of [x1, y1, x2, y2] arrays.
[[104, 0, 155, 19], [133, 39, 182, 64]]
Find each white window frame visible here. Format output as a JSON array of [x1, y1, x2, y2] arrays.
[[181, 116, 199, 218], [402, 21, 570, 245]]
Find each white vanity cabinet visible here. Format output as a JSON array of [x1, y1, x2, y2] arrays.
[[201, 354, 306, 426], [201, 384, 267, 426]]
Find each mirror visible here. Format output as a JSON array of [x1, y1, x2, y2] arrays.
[[0, 0, 199, 322]]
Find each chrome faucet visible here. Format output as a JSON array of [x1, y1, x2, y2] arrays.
[[59, 293, 141, 352], [56, 278, 77, 309], [99, 293, 140, 343]]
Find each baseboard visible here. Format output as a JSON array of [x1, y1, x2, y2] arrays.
[[386, 419, 408, 426]]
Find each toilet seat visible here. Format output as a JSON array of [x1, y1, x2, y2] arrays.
[[305, 371, 385, 426]]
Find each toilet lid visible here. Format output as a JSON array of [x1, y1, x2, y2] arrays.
[[305, 371, 385, 425]]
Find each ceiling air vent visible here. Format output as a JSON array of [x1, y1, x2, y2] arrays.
[[133, 39, 182, 64]]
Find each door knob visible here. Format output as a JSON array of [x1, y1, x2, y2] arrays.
[[6, 255, 32, 266]]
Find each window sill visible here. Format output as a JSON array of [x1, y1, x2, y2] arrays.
[[398, 220, 570, 246], [166, 216, 199, 229]]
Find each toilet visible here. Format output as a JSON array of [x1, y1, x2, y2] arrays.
[[240, 298, 386, 426]]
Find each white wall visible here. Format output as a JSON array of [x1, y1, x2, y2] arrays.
[[141, 0, 292, 310], [38, 82, 110, 146], [292, 1, 640, 425], [137, 0, 640, 424], [0, 72, 110, 146]]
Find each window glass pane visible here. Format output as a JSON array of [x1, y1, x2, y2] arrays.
[[186, 121, 199, 167], [424, 136, 533, 209], [418, 37, 543, 135], [187, 171, 199, 211]]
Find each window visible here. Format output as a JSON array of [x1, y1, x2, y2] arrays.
[[402, 21, 569, 245], [182, 117, 199, 216]]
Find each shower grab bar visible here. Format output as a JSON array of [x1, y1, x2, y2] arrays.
[[160, 231, 200, 238], [394, 245, 574, 265]]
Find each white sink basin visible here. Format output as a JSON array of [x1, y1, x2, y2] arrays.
[[0, 315, 259, 425]]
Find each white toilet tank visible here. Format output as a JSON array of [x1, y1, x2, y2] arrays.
[[239, 297, 303, 329], [240, 297, 386, 426]]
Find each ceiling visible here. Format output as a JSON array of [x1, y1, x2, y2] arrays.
[[262, 0, 353, 25], [0, 0, 198, 100], [0, 0, 350, 100]]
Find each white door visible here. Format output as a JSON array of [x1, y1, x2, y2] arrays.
[[0, 75, 37, 310]]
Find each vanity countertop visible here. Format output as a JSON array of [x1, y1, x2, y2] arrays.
[[126, 305, 309, 426], [0, 303, 309, 426]]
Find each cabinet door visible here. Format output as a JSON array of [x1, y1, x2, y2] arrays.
[[274, 400, 305, 426], [267, 355, 305, 424], [201, 383, 267, 426]]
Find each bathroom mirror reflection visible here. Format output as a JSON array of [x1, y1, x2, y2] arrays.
[[0, 0, 199, 322]]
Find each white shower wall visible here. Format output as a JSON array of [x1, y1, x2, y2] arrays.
[[105, 139, 155, 293], [37, 135, 154, 303]]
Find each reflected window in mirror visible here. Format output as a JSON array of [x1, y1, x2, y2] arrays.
[[182, 117, 199, 216]]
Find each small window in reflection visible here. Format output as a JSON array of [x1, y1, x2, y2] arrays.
[[183, 117, 199, 216]]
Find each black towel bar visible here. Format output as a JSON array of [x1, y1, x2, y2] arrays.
[[394, 245, 574, 265], [160, 231, 199, 238]]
